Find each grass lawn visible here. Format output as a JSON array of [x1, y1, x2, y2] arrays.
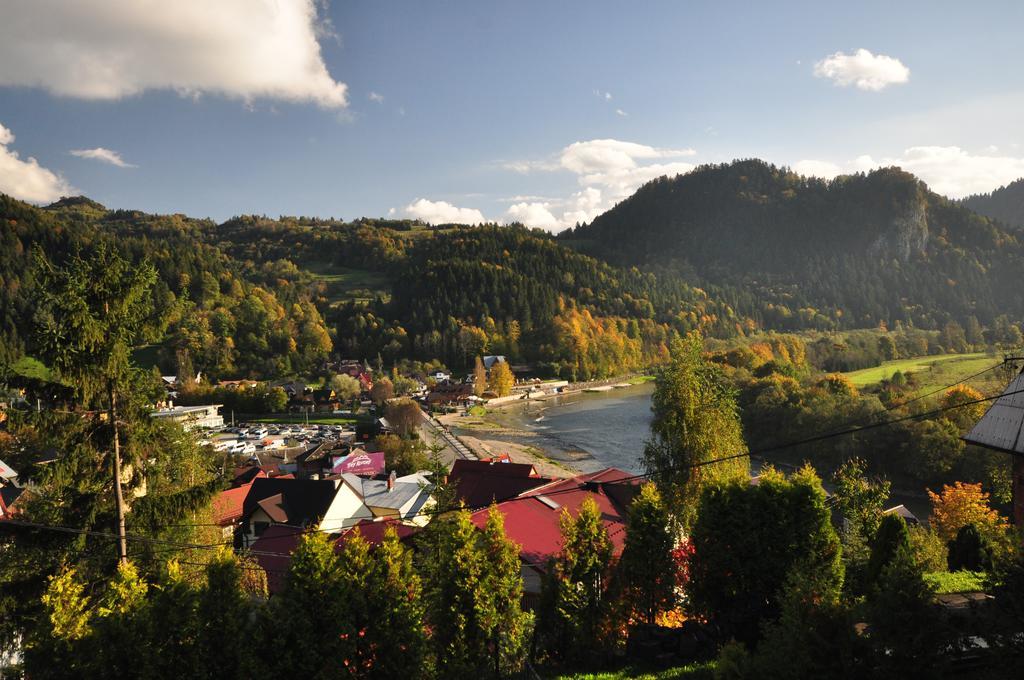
[[246, 414, 361, 426], [628, 375, 657, 385], [549, 661, 715, 679], [302, 262, 390, 303], [924, 571, 987, 594], [842, 352, 1001, 390]]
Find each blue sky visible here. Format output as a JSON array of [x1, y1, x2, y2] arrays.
[[1, 0, 1023, 230]]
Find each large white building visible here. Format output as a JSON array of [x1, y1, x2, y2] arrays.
[[150, 404, 224, 431]]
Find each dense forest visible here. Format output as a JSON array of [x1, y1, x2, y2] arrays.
[[4, 160, 1024, 384], [564, 160, 1024, 334], [963, 178, 1024, 230]]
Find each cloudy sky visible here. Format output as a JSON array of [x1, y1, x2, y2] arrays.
[[1, 0, 1022, 231]]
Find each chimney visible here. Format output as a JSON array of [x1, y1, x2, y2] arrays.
[[387, 470, 396, 491]]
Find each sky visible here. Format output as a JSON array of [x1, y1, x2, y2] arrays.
[[1, 0, 1023, 231]]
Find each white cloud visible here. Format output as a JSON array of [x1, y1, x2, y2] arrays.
[[500, 139, 697, 232], [70, 147, 135, 168], [507, 202, 559, 229], [615, 108, 628, 117], [792, 146, 1024, 198], [0, 0, 347, 108], [0, 122, 76, 203], [793, 159, 843, 179], [399, 198, 486, 225], [813, 48, 909, 91], [593, 89, 613, 100], [368, 91, 385, 104]]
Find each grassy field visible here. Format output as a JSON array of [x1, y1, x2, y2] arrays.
[[303, 262, 390, 304], [843, 352, 1002, 391]]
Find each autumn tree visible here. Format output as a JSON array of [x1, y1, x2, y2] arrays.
[[330, 373, 362, 401], [927, 481, 1008, 544], [473, 356, 487, 397], [488, 359, 515, 397], [643, 333, 748, 528], [384, 398, 422, 438], [618, 482, 677, 624], [370, 376, 394, 406]]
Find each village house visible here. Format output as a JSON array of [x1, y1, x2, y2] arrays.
[[239, 476, 373, 547], [448, 458, 551, 507], [470, 467, 639, 607], [347, 470, 435, 526], [150, 403, 224, 431]]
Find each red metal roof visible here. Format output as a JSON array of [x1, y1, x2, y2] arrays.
[[470, 468, 637, 570], [450, 459, 550, 508], [212, 483, 253, 526], [336, 518, 420, 547]]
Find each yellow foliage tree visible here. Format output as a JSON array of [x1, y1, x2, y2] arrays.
[[488, 360, 515, 397], [927, 481, 1008, 543]]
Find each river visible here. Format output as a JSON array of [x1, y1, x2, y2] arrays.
[[451, 381, 932, 520], [456, 383, 656, 474]]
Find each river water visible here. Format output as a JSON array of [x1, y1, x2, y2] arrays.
[[463, 383, 656, 474], [452, 382, 932, 519]]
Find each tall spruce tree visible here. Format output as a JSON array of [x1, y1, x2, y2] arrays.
[[538, 497, 616, 666], [367, 527, 427, 679], [619, 482, 677, 624], [478, 506, 532, 677], [32, 245, 158, 563]]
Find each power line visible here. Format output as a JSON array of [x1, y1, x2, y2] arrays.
[[7, 376, 1022, 563]]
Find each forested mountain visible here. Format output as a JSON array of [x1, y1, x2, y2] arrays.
[[963, 178, 1024, 229], [563, 160, 1024, 336], [4, 159, 1024, 383], [0, 196, 748, 381]]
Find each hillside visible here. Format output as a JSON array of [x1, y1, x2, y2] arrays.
[[963, 178, 1024, 229], [0, 196, 751, 382], [564, 160, 1024, 336]]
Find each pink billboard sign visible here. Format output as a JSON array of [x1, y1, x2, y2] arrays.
[[332, 451, 385, 476]]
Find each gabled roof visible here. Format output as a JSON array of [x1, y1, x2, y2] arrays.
[[449, 459, 550, 508], [360, 473, 433, 512], [242, 477, 339, 528], [212, 483, 253, 526], [470, 467, 637, 570], [964, 368, 1024, 455]]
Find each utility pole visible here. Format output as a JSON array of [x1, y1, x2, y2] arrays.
[[108, 382, 128, 564]]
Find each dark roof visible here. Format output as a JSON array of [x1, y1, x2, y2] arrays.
[[964, 368, 1024, 455], [449, 459, 550, 508], [231, 466, 266, 487], [242, 477, 338, 527]]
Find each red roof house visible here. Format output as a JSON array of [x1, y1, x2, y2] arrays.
[[449, 458, 551, 509], [470, 467, 639, 604]]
